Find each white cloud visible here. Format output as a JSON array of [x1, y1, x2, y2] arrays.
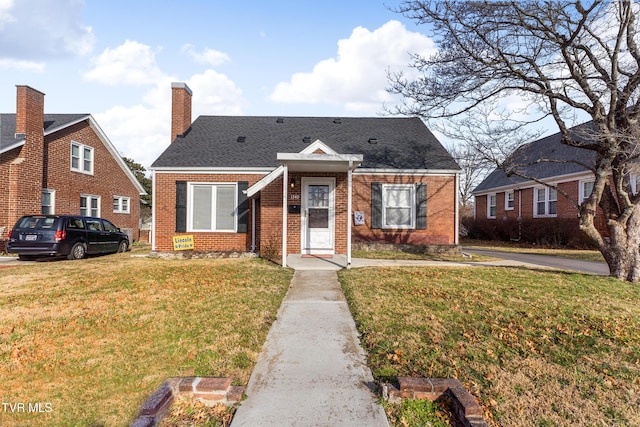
[[0, 58, 44, 72], [84, 40, 166, 85], [181, 44, 230, 67], [0, 0, 94, 60], [95, 70, 246, 168], [270, 20, 436, 114], [0, 0, 14, 26]]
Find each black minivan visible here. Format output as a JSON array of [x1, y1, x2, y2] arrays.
[[6, 215, 129, 260]]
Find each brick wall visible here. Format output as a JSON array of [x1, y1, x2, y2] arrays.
[[7, 86, 45, 232], [171, 83, 192, 142], [475, 181, 607, 234], [0, 148, 20, 240], [352, 174, 457, 245], [153, 172, 261, 252], [153, 171, 458, 255], [43, 120, 141, 238]]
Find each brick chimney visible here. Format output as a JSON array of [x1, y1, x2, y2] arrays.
[[8, 85, 45, 224], [171, 82, 192, 142], [15, 85, 45, 139]]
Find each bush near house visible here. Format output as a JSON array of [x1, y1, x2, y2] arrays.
[[464, 217, 597, 249]]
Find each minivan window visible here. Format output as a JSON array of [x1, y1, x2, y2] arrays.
[[17, 217, 59, 230], [102, 220, 118, 232], [86, 219, 103, 231], [66, 218, 85, 229]]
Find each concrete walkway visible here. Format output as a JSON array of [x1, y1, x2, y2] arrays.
[[230, 269, 389, 427]]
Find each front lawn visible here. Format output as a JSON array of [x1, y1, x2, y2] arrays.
[[339, 266, 640, 426], [0, 254, 292, 426]]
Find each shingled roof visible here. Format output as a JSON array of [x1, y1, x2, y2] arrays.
[[151, 116, 460, 171], [0, 113, 89, 153], [473, 123, 597, 193]]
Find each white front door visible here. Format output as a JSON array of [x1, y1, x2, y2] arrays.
[[302, 178, 335, 254]]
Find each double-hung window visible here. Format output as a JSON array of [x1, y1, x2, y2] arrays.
[[382, 184, 415, 228], [80, 195, 100, 217], [505, 191, 514, 211], [579, 180, 594, 205], [113, 196, 130, 213], [630, 174, 640, 195], [42, 189, 55, 214], [487, 194, 497, 219], [534, 187, 557, 217], [189, 183, 237, 232], [71, 142, 94, 174]]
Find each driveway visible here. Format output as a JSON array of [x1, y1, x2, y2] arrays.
[[463, 247, 610, 276]]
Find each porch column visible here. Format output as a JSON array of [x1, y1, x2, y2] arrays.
[[282, 164, 288, 267], [347, 160, 353, 268]]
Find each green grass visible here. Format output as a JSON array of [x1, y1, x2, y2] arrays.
[[339, 266, 640, 426], [0, 254, 292, 426], [382, 398, 452, 427]]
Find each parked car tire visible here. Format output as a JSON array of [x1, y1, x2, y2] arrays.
[[68, 243, 87, 260], [117, 240, 128, 253]]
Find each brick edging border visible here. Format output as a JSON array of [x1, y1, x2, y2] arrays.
[[130, 377, 244, 427], [384, 377, 489, 427]]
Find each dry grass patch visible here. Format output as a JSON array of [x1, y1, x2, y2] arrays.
[[0, 254, 292, 426], [339, 266, 640, 427]]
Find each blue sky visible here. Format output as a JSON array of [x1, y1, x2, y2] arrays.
[[0, 0, 438, 168]]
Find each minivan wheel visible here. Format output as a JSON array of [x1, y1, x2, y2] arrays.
[[68, 243, 87, 260], [117, 240, 128, 253]]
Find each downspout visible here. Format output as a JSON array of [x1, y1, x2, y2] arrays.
[[282, 165, 288, 267], [251, 198, 256, 252], [347, 160, 353, 269]]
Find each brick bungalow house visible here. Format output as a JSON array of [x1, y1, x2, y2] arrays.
[[150, 83, 461, 266], [472, 121, 611, 242], [0, 85, 146, 247]]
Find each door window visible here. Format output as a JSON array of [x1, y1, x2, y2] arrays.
[[308, 185, 330, 228]]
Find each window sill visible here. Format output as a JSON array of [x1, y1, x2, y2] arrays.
[[71, 169, 94, 176]]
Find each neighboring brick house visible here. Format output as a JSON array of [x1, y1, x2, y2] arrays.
[[0, 85, 146, 247], [150, 83, 461, 266], [472, 122, 611, 239]]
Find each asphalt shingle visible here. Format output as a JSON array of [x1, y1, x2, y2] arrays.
[[151, 116, 460, 170], [473, 123, 597, 193], [0, 114, 89, 153]]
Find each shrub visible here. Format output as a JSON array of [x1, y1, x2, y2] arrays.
[[464, 217, 597, 248]]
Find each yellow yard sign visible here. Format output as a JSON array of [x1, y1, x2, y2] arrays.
[[173, 235, 194, 251]]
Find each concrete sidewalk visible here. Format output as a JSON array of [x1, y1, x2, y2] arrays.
[[230, 269, 389, 427]]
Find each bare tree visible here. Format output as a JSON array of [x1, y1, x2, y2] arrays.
[[388, 0, 640, 282]]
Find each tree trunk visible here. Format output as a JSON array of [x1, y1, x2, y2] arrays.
[[580, 208, 640, 283]]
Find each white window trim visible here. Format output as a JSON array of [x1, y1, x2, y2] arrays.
[[381, 184, 415, 229], [113, 196, 131, 214], [579, 180, 594, 205], [80, 194, 101, 217], [487, 193, 497, 219], [505, 191, 515, 211], [42, 189, 55, 215], [187, 182, 237, 233], [534, 187, 558, 218], [71, 141, 94, 175]]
